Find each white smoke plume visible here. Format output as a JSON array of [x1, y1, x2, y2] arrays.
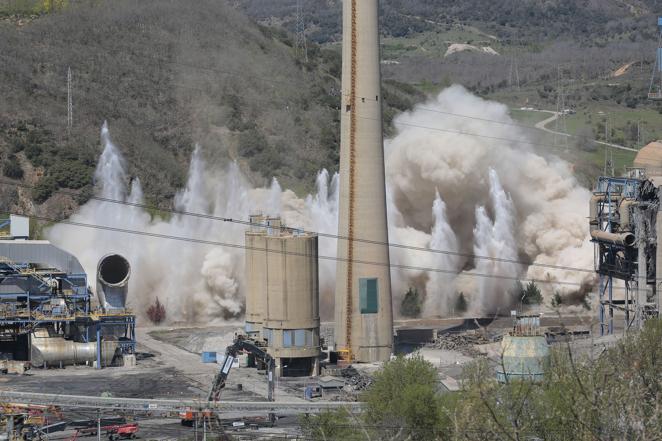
[[471, 169, 520, 315], [47, 85, 594, 323], [385, 85, 594, 315]]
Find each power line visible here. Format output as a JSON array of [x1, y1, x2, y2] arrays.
[[5, 32, 637, 154], [5, 210, 597, 291], [67, 66, 73, 133], [0, 179, 595, 275], [355, 111, 635, 158], [52, 68, 638, 158]]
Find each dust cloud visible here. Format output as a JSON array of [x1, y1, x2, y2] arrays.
[[385, 85, 594, 316], [47, 86, 594, 323]]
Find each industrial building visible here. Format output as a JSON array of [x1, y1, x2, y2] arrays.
[[244, 215, 321, 377], [334, 0, 394, 363], [591, 141, 662, 334], [0, 215, 135, 369]]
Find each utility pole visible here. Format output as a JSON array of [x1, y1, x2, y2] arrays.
[[294, 0, 308, 63], [554, 65, 569, 151], [67, 66, 73, 134], [96, 409, 101, 441], [508, 51, 520, 90], [194, 413, 198, 441], [203, 416, 207, 441]]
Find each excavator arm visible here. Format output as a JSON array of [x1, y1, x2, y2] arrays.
[[207, 336, 275, 403]]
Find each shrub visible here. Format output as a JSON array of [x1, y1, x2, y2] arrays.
[[400, 287, 421, 318], [551, 291, 563, 307], [32, 176, 58, 203], [363, 355, 446, 440], [146, 297, 166, 324], [3, 156, 23, 179], [521, 281, 543, 305], [455, 292, 468, 313], [238, 128, 267, 158], [48, 160, 93, 189]]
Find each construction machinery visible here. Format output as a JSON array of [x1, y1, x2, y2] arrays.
[[105, 423, 139, 440], [180, 336, 275, 426]]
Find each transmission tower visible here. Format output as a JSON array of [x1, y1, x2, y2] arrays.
[[648, 17, 662, 100], [294, 0, 308, 63], [67, 66, 73, 133], [603, 114, 614, 176], [508, 50, 520, 90], [554, 66, 569, 151]]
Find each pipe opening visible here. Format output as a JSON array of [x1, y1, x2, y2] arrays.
[[623, 234, 636, 247], [98, 254, 130, 285]]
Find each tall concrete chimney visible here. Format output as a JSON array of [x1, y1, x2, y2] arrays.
[[334, 0, 393, 362]]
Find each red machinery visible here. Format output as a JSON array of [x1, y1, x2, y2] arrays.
[[106, 423, 139, 440]]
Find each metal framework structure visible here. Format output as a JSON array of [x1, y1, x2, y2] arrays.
[[648, 17, 662, 100], [0, 256, 135, 368], [0, 390, 364, 414], [592, 176, 659, 335]]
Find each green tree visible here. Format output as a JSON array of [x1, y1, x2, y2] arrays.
[[400, 287, 421, 318], [455, 292, 468, 313], [454, 319, 662, 440], [363, 355, 447, 440], [3, 156, 23, 179], [32, 176, 58, 203], [551, 291, 563, 307], [521, 281, 542, 305], [300, 409, 366, 441]]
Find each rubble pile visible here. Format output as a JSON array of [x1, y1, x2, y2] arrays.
[[340, 366, 373, 392], [431, 331, 493, 352]]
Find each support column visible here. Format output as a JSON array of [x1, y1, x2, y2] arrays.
[[656, 200, 662, 318], [96, 325, 101, 369], [312, 357, 320, 377], [636, 207, 647, 330], [275, 358, 283, 378]]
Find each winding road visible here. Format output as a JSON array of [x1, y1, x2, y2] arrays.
[[529, 109, 639, 153]]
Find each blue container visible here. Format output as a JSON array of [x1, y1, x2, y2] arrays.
[[201, 352, 217, 363], [658, 16, 662, 27]]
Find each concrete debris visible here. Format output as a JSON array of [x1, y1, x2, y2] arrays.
[[340, 366, 372, 392], [430, 331, 495, 353]]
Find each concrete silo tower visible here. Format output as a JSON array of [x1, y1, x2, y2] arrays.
[[334, 0, 393, 363]]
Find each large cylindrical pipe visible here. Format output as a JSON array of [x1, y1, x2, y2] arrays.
[[30, 337, 118, 367], [590, 230, 636, 247], [97, 254, 130, 311], [618, 199, 637, 231]]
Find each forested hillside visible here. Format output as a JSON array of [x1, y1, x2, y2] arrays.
[[236, 0, 661, 100], [0, 0, 421, 217], [236, 0, 661, 43]]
